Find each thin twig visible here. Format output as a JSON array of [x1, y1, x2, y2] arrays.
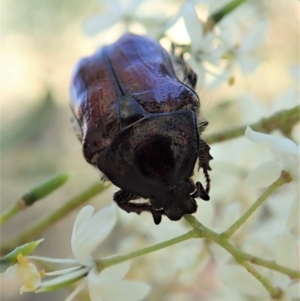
[[206, 105, 299, 144], [222, 172, 290, 239], [0, 182, 110, 255]]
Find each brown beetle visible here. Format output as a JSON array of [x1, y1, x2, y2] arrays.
[[70, 33, 212, 224]]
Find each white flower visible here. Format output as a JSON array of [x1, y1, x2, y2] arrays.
[[1, 253, 43, 294], [38, 205, 150, 301], [165, 1, 268, 86], [245, 127, 299, 230], [0, 239, 45, 294], [88, 261, 150, 301], [181, 3, 221, 62], [221, 20, 267, 74], [83, 0, 167, 38], [173, 2, 224, 84], [245, 127, 299, 186], [71, 205, 117, 266], [83, 0, 143, 35]]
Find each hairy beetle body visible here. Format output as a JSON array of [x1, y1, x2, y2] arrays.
[[70, 33, 212, 224]]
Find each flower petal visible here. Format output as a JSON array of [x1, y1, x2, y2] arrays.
[[72, 204, 117, 265], [216, 203, 241, 231], [237, 94, 264, 124], [286, 192, 300, 229], [1, 263, 18, 279], [99, 261, 131, 281], [245, 127, 299, 182], [275, 231, 298, 270], [286, 281, 300, 298], [270, 138, 299, 157], [83, 14, 121, 36], [220, 265, 269, 297], [72, 206, 95, 236], [240, 20, 267, 53], [245, 127, 299, 157], [181, 3, 204, 51], [19, 264, 41, 294], [88, 268, 150, 301], [0, 239, 44, 273], [246, 160, 282, 187], [272, 90, 299, 113], [274, 230, 298, 288], [238, 56, 260, 74], [245, 126, 278, 144], [3, 259, 42, 294], [266, 183, 297, 226]]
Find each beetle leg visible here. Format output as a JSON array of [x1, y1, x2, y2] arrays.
[[198, 139, 213, 171], [198, 121, 208, 135], [192, 182, 210, 201], [113, 189, 163, 224], [198, 138, 213, 193], [113, 189, 140, 203]]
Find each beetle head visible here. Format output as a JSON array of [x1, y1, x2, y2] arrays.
[[151, 179, 198, 223]]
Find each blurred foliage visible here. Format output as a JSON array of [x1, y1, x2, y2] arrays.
[[0, 90, 56, 151], [2, 0, 97, 34]]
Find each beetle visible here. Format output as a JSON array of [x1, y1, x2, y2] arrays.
[[70, 33, 212, 225]]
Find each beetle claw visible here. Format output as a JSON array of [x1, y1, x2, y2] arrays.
[[192, 182, 210, 201], [151, 211, 162, 225]]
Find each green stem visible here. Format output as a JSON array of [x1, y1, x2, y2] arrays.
[[0, 182, 110, 255], [22, 173, 70, 206], [207, 105, 300, 144], [98, 213, 299, 287], [0, 173, 69, 225], [246, 254, 300, 279], [204, 0, 247, 31], [0, 205, 20, 225], [99, 229, 200, 269], [222, 172, 290, 239], [239, 261, 282, 298], [184, 215, 283, 298], [100, 214, 299, 281], [212, 0, 247, 23]]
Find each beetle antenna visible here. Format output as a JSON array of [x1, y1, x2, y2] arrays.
[[203, 168, 211, 193]]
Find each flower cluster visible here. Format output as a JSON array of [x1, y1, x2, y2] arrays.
[[1, 205, 150, 301], [82, 0, 269, 88], [217, 127, 299, 300]]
